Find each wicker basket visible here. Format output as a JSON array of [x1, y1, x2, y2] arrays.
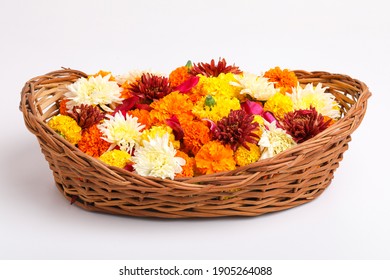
[[20, 69, 371, 218]]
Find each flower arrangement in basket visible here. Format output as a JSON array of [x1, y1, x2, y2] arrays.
[[20, 58, 371, 218]]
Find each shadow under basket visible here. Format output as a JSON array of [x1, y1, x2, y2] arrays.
[[20, 69, 371, 218]]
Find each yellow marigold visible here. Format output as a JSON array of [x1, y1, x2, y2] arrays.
[[128, 109, 151, 130], [182, 120, 211, 156], [141, 125, 180, 149], [263, 92, 293, 120], [234, 143, 261, 167], [169, 66, 192, 88], [252, 115, 264, 138], [264, 67, 298, 94], [192, 95, 241, 122], [99, 150, 131, 168], [195, 141, 236, 175], [47, 115, 82, 145], [175, 150, 195, 177], [190, 73, 241, 100], [78, 124, 111, 157], [150, 91, 193, 116]]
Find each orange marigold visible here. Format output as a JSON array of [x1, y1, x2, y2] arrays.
[[150, 91, 194, 116], [90, 70, 116, 81], [169, 66, 192, 88], [128, 109, 151, 130], [175, 150, 195, 178], [78, 124, 110, 157], [264, 66, 298, 94], [182, 120, 211, 156], [195, 141, 236, 175], [148, 109, 170, 126], [59, 99, 69, 115], [323, 116, 337, 127], [176, 112, 194, 124], [120, 81, 138, 99]]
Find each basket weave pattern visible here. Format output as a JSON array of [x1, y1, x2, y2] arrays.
[[20, 69, 370, 218]]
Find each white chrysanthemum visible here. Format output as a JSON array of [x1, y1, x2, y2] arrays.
[[230, 72, 277, 101], [132, 133, 185, 180], [259, 121, 296, 159], [98, 112, 145, 152], [115, 70, 166, 85], [289, 83, 341, 119], [65, 75, 123, 112]]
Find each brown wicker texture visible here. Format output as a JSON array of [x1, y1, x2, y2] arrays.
[[20, 69, 371, 218]]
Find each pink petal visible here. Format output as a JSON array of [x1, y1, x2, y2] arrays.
[[241, 100, 264, 115], [114, 96, 139, 116], [165, 115, 184, 140], [174, 76, 200, 93]]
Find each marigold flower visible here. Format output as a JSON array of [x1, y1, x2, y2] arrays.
[[234, 143, 261, 166], [47, 115, 82, 145], [169, 65, 192, 88], [99, 150, 131, 168], [192, 95, 241, 122], [195, 141, 236, 175], [263, 92, 294, 121], [78, 124, 111, 157], [189, 73, 242, 101], [175, 150, 195, 177], [264, 67, 298, 94], [59, 99, 69, 115], [90, 70, 116, 81], [150, 91, 194, 116], [128, 108, 151, 129], [148, 109, 171, 126], [182, 120, 211, 156]]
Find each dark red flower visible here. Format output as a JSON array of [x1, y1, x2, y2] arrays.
[[68, 104, 105, 129], [282, 107, 331, 143], [190, 58, 242, 77], [129, 73, 172, 104], [211, 109, 259, 151]]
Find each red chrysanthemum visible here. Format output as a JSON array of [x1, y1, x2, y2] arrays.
[[129, 73, 172, 104], [190, 58, 242, 77], [211, 109, 259, 151], [67, 104, 105, 129], [282, 107, 331, 143]]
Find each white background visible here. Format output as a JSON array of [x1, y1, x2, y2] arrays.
[[0, 0, 389, 260]]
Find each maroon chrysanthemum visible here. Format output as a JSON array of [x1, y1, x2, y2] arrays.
[[211, 109, 259, 151], [68, 104, 105, 129], [282, 107, 331, 143], [129, 73, 172, 104], [190, 58, 242, 77]]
